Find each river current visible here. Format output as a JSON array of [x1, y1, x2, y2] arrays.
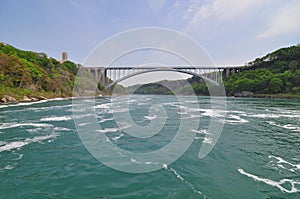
[[0, 96, 299, 198]]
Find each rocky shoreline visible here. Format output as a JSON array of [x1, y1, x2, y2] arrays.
[[1, 93, 299, 106], [0, 93, 109, 105], [0, 94, 49, 103]]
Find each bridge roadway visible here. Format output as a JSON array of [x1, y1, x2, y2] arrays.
[[83, 65, 244, 87]]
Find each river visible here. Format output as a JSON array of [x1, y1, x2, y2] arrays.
[[0, 96, 299, 198]]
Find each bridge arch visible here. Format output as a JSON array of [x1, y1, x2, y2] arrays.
[[105, 68, 220, 89]]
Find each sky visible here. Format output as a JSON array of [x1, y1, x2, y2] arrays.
[[0, 0, 300, 85]]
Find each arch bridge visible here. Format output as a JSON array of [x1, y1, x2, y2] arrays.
[[84, 65, 243, 89]]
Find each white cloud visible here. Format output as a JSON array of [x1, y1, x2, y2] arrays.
[[258, 1, 300, 38], [184, 0, 267, 33], [147, 0, 166, 11]]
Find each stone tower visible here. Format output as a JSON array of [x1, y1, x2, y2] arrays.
[[62, 52, 68, 63]]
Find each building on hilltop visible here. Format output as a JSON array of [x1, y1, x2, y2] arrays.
[[61, 52, 68, 63]]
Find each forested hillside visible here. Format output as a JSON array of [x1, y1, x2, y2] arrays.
[[0, 42, 79, 101], [224, 45, 300, 96]]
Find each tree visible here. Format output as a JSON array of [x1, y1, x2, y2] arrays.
[[289, 60, 298, 72], [267, 78, 283, 94]]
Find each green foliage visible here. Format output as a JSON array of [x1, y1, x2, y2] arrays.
[[0, 42, 104, 99], [97, 83, 105, 91], [61, 61, 78, 75], [291, 87, 300, 94], [190, 83, 208, 95], [222, 45, 300, 96], [133, 83, 174, 95], [267, 78, 283, 94]]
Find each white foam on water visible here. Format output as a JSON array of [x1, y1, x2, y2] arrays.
[[166, 166, 203, 196], [0, 104, 8, 109], [27, 104, 73, 112], [269, 155, 300, 172], [98, 118, 114, 123], [129, 99, 137, 103], [162, 163, 168, 169], [182, 114, 201, 119], [94, 103, 111, 109], [169, 167, 184, 181], [4, 165, 14, 170], [241, 113, 300, 119], [26, 128, 43, 133], [128, 159, 203, 195], [189, 114, 201, 119], [130, 158, 162, 167], [128, 158, 204, 196], [199, 108, 225, 118], [96, 128, 120, 134], [112, 134, 124, 141], [111, 108, 128, 113], [163, 102, 180, 107], [11, 152, 24, 161], [0, 122, 53, 130], [54, 127, 72, 131], [203, 136, 213, 144], [0, 134, 59, 153], [225, 115, 249, 124], [238, 168, 300, 193], [192, 129, 210, 135], [130, 158, 139, 163], [225, 110, 246, 114], [267, 122, 300, 132], [191, 129, 213, 143], [73, 113, 94, 119], [40, 116, 72, 122], [0, 141, 28, 152], [144, 115, 157, 120], [77, 122, 91, 127], [183, 100, 198, 104], [25, 134, 59, 143], [144, 161, 157, 165]]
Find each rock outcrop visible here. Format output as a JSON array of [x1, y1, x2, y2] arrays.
[[1, 95, 17, 103], [22, 96, 32, 102]]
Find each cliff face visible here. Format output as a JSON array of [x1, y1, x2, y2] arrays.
[[0, 42, 78, 101]]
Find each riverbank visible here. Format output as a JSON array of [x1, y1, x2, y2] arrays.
[[230, 91, 300, 100], [0, 90, 70, 103], [1, 92, 300, 105], [0, 86, 108, 103], [251, 93, 300, 99]]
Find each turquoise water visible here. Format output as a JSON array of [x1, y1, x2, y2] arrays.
[[0, 96, 299, 198]]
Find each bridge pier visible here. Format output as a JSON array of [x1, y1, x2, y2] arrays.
[[223, 67, 242, 78], [100, 68, 107, 86], [85, 67, 108, 86]]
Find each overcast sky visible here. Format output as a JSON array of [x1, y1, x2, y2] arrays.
[[1, 0, 300, 85]]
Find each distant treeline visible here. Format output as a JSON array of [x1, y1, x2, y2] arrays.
[[130, 45, 300, 97]]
